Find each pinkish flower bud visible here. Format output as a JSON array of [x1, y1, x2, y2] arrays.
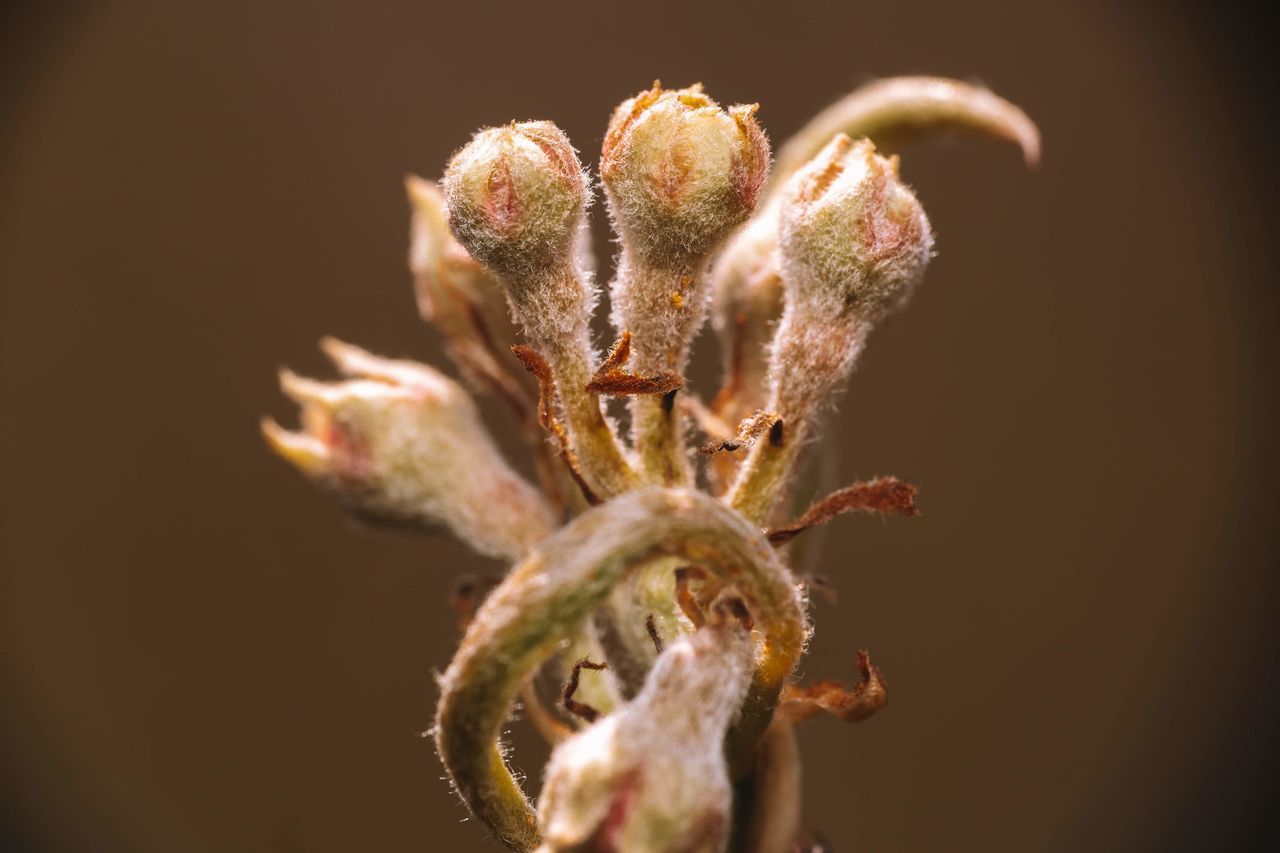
[[726, 136, 934, 522], [262, 339, 554, 560], [602, 82, 769, 264], [444, 121, 588, 281]]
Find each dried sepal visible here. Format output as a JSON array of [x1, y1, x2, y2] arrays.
[[511, 344, 602, 507], [434, 488, 806, 850], [262, 339, 555, 560], [767, 476, 919, 545], [699, 410, 780, 455], [560, 658, 609, 724], [537, 611, 754, 852], [778, 650, 888, 724], [585, 331, 685, 397]]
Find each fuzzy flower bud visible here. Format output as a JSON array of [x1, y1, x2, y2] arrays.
[[444, 121, 588, 283], [405, 176, 531, 410], [778, 133, 932, 323], [603, 82, 769, 265], [537, 615, 753, 852], [727, 135, 933, 522], [262, 339, 554, 560]]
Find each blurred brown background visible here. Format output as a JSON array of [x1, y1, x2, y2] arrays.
[[2, 1, 1277, 851]]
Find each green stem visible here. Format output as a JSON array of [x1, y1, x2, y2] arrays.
[[434, 488, 806, 851]]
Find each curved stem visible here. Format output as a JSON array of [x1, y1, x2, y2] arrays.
[[434, 488, 806, 851], [769, 76, 1040, 196]]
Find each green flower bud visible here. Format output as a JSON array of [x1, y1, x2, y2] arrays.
[[444, 121, 588, 281], [602, 82, 769, 264], [779, 133, 933, 321]]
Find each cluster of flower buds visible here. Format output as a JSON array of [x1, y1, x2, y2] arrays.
[[263, 76, 1036, 852]]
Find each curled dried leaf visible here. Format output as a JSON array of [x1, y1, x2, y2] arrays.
[[699, 410, 780, 455], [779, 650, 887, 724], [561, 658, 609, 724], [585, 332, 685, 397], [511, 344, 602, 506], [767, 476, 918, 545]]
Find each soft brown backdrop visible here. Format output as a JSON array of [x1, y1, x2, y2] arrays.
[[3, 1, 1277, 851]]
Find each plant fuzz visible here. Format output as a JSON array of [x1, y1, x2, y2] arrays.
[[264, 77, 1037, 852]]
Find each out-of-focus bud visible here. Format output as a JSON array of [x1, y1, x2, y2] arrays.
[[261, 339, 555, 561], [778, 134, 932, 323], [708, 210, 784, 425], [603, 82, 769, 265], [444, 121, 587, 283], [537, 615, 753, 852], [405, 176, 531, 412]]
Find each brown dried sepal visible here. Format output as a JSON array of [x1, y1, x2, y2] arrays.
[[511, 344, 601, 505], [674, 566, 722, 629], [779, 650, 887, 724], [561, 658, 609, 724], [767, 476, 918, 545], [699, 410, 780, 455], [585, 331, 685, 397]]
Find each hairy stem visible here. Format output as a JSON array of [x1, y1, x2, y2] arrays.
[[435, 488, 806, 851]]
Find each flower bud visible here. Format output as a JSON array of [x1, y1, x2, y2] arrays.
[[603, 82, 769, 264], [725, 136, 933, 522], [778, 133, 932, 322], [444, 121, 588, 281], [708, 208, 784, 424], [537, 616, 753, 852], [405, 176, 530, 408], [262, 339, 555, 560]]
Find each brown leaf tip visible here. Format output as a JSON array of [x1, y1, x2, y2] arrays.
[[768, 476, 918, 544]]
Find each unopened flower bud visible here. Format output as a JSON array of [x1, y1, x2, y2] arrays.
[[779, 133, 932, 322], [537, 616, 753, 852], [726, 136, 933, 522], [603, 82, 769, 264], [444, 121, 588, 282], [405, 176, 530, 409], [262, 339, 554, 560]]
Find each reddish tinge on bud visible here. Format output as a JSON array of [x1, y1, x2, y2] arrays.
[[602, 82, 769, 264], [262, 339, 554, 560], [779, 133, 933, 321], [444, 121, 588, 281], [726, 136, 934, 521]]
